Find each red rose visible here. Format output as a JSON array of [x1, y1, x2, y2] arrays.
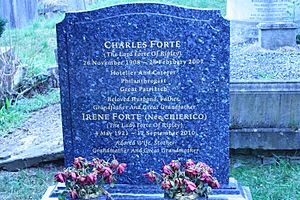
[[77, 175, 87, 185], [144, 172, 157, 182], [210, 180, 221, 189], [70, 190, 78, 199], [104, 175, 114, 184], [184, 180, 197, 193], [100, 167, 113, 177], [70, 172, 77, 181], [93, 158, 103, 165], [161, 180, 172, 190], [96, 163, 104, 172], [73, 158, 82, 169], [54, 172, 65, 183], [185, 167, 197, 177], [86, 173, 97, 184], [184, 159, 195, 168], [111, 159, 119, 169], [162, 165, 173, 175], [199, 162, 208, 168], [117, 163, 127, 174], [200, 172, 212, 183], [169, 160, 181, 170]]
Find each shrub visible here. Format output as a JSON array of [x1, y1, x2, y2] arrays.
[[0, 18, 6, 37]]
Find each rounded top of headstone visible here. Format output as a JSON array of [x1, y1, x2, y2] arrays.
[[57, 3, 224, 27]]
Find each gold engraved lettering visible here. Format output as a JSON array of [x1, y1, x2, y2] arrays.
[[82, 113, 110, 121], [112, 113, 142, 120]]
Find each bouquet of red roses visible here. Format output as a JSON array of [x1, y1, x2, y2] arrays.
[[144, 159, 220, 199], [54, 157, 127, 199]]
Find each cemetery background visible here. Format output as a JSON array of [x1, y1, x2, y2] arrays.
[[0, 0, 299, 199]]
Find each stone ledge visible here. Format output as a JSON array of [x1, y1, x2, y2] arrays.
[[257, 22, 299, 30], [230, 128, 300, 150], [41, 178, 252, 200]]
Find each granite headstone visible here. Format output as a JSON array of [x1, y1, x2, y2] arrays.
[[57, 3, 230, 186]]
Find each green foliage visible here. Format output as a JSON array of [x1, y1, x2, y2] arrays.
[[0, 14, 64, 76], [231, 160, 300, 200], [297, 34, 300, 44], [287, 0, 300, 21], [0, 89, 60, 135], [88, 0, 226, 14], [0, 164, 63, 200], [257, 72, 274, 80], [0, 17, 6, 37]]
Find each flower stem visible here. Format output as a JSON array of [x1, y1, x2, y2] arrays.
[[100, 187, 114, 200]]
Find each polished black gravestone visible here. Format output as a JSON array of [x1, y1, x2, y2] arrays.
[[42, 3, 252, 200]]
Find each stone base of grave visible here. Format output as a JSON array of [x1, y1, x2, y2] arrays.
[[228, 20, 300, 44], [257, 22, 299, 50], [42, 178, 252, 200], [229, 20, 259, 43]]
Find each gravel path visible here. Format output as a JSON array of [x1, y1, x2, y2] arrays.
[[230, 42, 300, 80]]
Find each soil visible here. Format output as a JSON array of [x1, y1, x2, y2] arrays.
[[0, 104, 63, 170]]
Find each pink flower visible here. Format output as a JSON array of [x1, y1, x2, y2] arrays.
[[73, 157, 82, 169], [162, 165, 173, 175], [70, 190, 78, 199], [199, 162, 208, 168], [86, 173, 97, 184], [117, 163, 127, 174], [69, 172, 77, 181], [111, 159, 119, 169], [200, 172, 212, 183], [184, 180, 197, 193], [100, 167, 113, 177], [210, 180, 221, 189], [169, 160, 180, 170], [104, 175, 114, 184], [96, 163, 104, 171], [144, 172, 157, 182], [184, 159, 195, 168], [161, 180, 172, 190], [77, 175, 87, 185], [207, 167, 213, 174], [54, 172, 65, 183], [93, 158, 103, 165], [185, 167, 197, 177]]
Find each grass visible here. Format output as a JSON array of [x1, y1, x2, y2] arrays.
[[0, 89, 60, 135], [88, 0, 226, 14], [257, 72, 274, 80], [0, 163, 63, 200], [0, 160, 299, 199], [0, 14, 64, 76], [231, 160, 300, 200]]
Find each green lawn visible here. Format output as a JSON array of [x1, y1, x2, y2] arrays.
[[231, 161, 300, 200], [0, 161, 299, 199], [88, 0, 226, 14], [0, 164, 63, 200], [0, 15, 64, 76], [0, 89, 60, 135]]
